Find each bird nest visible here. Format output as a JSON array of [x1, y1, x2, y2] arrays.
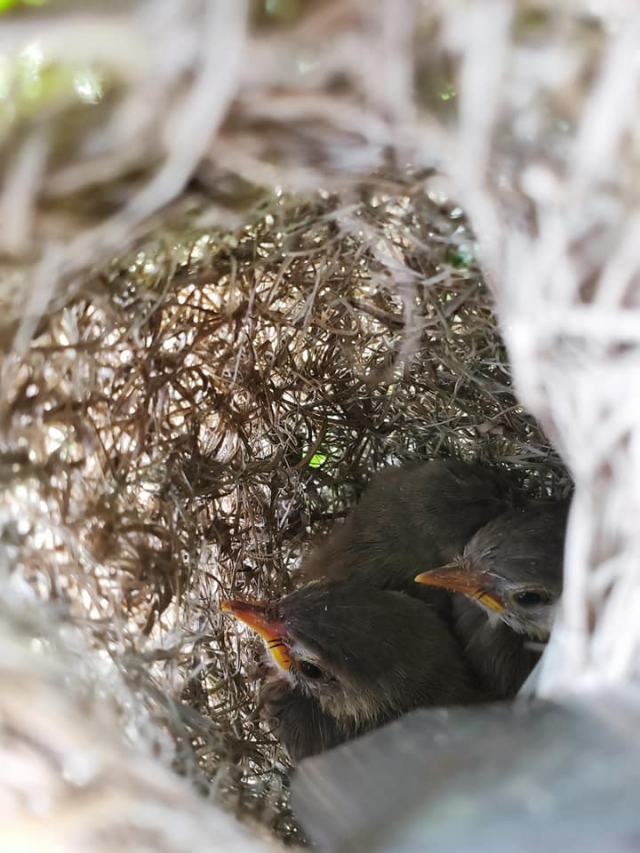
[[1, 1, 639, 851], [3, 179, 570, 841]]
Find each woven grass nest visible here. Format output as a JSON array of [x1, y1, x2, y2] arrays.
[[1, 2, 639, 851]]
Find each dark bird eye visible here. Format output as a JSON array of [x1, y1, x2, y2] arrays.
[[298, 660, 325, 680], [514, 590, 549, 607]]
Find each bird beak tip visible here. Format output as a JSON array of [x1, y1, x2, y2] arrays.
[[414, 566, 505, 614], [220, 597, 268, 619], [413, 564, 459, 589], [221, 597, 293, 671]]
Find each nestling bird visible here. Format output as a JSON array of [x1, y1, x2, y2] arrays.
[[414, 500, 569, 697], [301, 457, 569, 697], [222, 580, 486, 762], [257, 676, 357, 762], [301, 458, 523, 593]]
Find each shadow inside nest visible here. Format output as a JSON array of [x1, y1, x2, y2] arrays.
[[2, 182, 571, 843]]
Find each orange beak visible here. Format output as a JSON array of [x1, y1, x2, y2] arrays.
[[414, 564, 505, 614], [221, 598, 292, 670]]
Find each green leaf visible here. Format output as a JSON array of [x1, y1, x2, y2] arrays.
[[0, 0, 48, 11], [439, 83, 456, 102], [308, 452, 327, 469], [450, 247, 474, 268]]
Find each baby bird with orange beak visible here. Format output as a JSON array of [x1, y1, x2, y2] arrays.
[[415, 500, 569, 697], [222, 580, 485, 762]]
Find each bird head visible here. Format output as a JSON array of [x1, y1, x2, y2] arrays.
[[414, 503, 567, 641], [222, 581, 460, 725]]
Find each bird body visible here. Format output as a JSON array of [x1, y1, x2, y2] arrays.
[[258, 678, 356, 763], [448, 599, 541, 698], [302, 458, 568, 699], [223, 459, 569, 759], [415, 499, 569, 696], [302, 459, 522, 593], [223, 580, 486, 762]]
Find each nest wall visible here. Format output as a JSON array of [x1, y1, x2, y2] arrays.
[[3, 180, 570, 840]]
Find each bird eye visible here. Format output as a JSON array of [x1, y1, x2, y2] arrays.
[[514, 590, 550, 607], [298, 660, 325, 680]]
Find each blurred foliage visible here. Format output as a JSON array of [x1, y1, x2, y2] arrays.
[[0, 0, 48, 11]]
